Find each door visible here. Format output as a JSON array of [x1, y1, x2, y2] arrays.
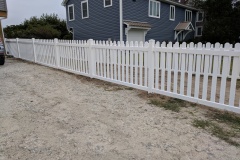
[[127, 29, 145, 43]]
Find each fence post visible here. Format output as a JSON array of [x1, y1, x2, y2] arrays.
[[32, 38, 36, 63], [148, 39, 155, 93], [54, 38, 60, 68], [88, 39, 95, 78], [16, 38, 20, 58]]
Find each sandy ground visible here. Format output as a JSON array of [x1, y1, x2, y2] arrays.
[[0, 58, 239, 160]]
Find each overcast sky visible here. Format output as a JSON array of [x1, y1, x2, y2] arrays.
[[2, 0, 66, 28]]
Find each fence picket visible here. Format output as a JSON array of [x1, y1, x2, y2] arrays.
[[160, 42, 166, 91], [180, 42, 187, 95], [139, 42, 144, 86], [210, 55, 219, 102], [187, 43, 194, 97], [126, 42, 130, 83], [135, 41, 139, 85], [229, 57, 240, 106], [130, 41, 134, 84], [173, 42, 179, 93], [166, 42, 172, 92], [194, 43, 202, 98]]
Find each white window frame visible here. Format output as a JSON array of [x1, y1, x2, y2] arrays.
[[81, 0, 89, 19], [185, 10, 192, 22], [197, 12, 204, 22], [68, 4, 75, 21], [169, 5, 175, 21], [195, 26, 203, 36], [148, 0, 161, 18], [104, 0, 112, 8]]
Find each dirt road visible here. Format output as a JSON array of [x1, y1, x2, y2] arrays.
[[0, 58, 239, 160]]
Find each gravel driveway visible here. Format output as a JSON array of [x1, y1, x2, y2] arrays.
[[0, 58, 239, 160]]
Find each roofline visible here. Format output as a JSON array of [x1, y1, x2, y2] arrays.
[[159, 0, 199, 11], [61, 0, 68, 6], [61, 0, 199, 11]]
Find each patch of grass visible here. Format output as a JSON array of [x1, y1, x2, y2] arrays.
[[192, 119, 240, 147], [125, 87, 134, 90], [104, 87, 124, 91], [192, 119, 210, 129], [190, 103, 197, 107], [188, 111, 195, 116], [209, 111, 240, 129], [149, 98, 186, 112]]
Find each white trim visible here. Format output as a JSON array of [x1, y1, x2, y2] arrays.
[[81, 0, 89, 19], [196, 12, 204, 22], [185, 9, 192, 22], [68, 4, 75, 21], [104, 0, 112, 8], [148, 0, 160, 18], [169, 5, 175, 21], [195, 26, 203, 37]]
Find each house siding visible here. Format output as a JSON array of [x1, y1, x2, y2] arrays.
[[123, 0, 196, 42], [65, 0, 197, 42], [0, 0, 7, 12], [66, 0, 120, 41]]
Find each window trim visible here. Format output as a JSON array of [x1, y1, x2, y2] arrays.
[[104, 0, 112, 8], [185, 9, 192, 22], [195, 26, 203, 37], [169, 5, 175, 21], [68, 4, 75, 21], [148, 0, 161, 18], [81, 0, 89, 19], [197, 12, 204, 22]]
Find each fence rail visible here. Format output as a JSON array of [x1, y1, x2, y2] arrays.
[[5, 38, 240, 113]]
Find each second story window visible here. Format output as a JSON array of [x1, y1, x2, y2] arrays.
[[104, 0, 112, 7], [169, 5, 175, 21], [68, 4, 74, 21], [81, 0, 89, 19], [197, 12, 204, 22], [185, 10, 192, 22], [149, 0, 160, 18]]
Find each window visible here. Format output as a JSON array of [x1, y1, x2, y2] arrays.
[[196, 27, 203, 36], [169, 5, 175, 21], [104, 0, 112, 7], [185, 10, 192, 22], [81, 1, 89, 19], [197, 12, 203, 22], [149, 0, 160, 18], [68, 4, 74, 21]]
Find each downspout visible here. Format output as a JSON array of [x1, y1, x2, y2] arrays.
[[119, 0, 123, 42]]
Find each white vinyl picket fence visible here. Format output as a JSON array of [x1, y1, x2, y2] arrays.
[[5, 38, 240, 113]]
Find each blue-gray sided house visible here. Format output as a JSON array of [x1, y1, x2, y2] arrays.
[[62, 0, 203, 42]]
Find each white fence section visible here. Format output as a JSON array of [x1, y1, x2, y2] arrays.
[[5, 38, 240, 113]]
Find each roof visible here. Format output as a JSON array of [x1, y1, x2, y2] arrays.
[[0, 0, 7, 12], [174, 22, 194, 31], [61, 0, 68, 6], [61, 0, 198, 10], [124, 21, 151, 28]]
